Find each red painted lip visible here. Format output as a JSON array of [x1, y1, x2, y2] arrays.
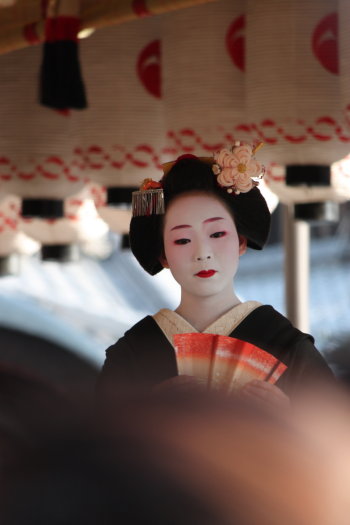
[[195, 270, 217, 278]]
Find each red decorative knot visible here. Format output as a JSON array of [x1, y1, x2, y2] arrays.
[[45, 16, 80, 43], [140, 178, 162, 190], [132, 0, 152, 17]]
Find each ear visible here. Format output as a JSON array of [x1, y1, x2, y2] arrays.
[[238, 235, 247, 256], [159, 254, 169, 269]]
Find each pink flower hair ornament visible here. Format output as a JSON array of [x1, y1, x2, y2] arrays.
[[212, 141, 265, 195], [132, 142, 265, 217]]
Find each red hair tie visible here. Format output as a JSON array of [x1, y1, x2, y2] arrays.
[[175, 154, 198, 162]]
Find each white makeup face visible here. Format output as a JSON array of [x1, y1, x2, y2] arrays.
[[162, 193, 247, 301]]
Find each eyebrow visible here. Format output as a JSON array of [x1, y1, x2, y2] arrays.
[[204, 217, 224, 224], [170, 217, 224, 231]]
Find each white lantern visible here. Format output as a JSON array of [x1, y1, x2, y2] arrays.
[[77, 14, 164, 199], [21, 183, 110, 262], [0, 44, 86, 218], [21, 215, 80, 262], [246, 0, 350, 220], [266, 161, 350, 208], [258, 177, 279, 213], [90, 183, 131, 234], [0, 195, 39, 255], [66, 184, 111, 259], [0, 195, 40, 275], [89, 182, 132, 250], [162, 0, 250, 157]]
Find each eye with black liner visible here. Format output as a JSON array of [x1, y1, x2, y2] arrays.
[[210, 231, 227, 238], [174, 238, 191, 245]]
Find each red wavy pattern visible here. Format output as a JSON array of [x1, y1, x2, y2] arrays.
[[0, 199, 20, 233], [0, 117, 350, 181], [167, 118, 350, 150], [0, 155, 89, 184], [265, 163, 284, 183], [0, 215, 18, 233]]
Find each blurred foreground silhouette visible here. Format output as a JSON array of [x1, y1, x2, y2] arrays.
[[0, 368, 350, 525]]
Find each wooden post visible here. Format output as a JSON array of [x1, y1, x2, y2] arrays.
[[283, 204, 310, 333]]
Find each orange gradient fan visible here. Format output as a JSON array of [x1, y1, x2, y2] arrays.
[[173, 333, 287, 392]]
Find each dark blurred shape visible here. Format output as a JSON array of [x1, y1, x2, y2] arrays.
[[40, 14, 87, 110], [294, 201, 339, 223], [0, 326, 98, 401], [0, 364, 80, 454], [121, 233, 130, 250], [106, 186, 137, 205], [286, 165, 330, 186], [0, 378, 233, 525], [1, 367, 349, 525], [41, 243, 80, 262], [1, 435, 225, 525], [21, 198, 64, 219], [286, 165, 340, 223]]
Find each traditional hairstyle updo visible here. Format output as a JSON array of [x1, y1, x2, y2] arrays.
[[130, 157, 271, 275]]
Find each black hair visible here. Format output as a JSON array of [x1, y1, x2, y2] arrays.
[[130, 157, 271, 275]]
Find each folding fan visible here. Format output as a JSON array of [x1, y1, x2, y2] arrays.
[[173, 333, 287, 392]]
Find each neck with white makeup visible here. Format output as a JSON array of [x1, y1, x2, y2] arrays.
[[175, 286, 241, 332]]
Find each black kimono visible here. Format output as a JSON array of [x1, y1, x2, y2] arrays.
[[97, 304, 333, 398]]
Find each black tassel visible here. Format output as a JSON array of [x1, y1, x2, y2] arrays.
[[40, 14, 87, 110]]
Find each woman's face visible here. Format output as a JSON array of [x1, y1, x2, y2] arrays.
[[162, 193, 247, 300]]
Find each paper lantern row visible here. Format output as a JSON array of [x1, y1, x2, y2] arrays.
[[0, 183, 133, 274]]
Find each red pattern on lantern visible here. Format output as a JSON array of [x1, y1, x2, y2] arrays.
[[0, 197, 20, 237], [312, 12, 339, 75], [226, 15, 245, 72], [55, 109, 71, 117], [137, 40, 161, 98], [23, 22, 41, 44], [0, 157, 15, 181], [0, 214, 18, 234], [0, 155, 88, 187], [1, 113, 350, 185]]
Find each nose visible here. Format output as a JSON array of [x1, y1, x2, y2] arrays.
[[194, 238, 212, 261]]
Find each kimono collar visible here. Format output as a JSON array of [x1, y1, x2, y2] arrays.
[[153, 301, 262, 347]]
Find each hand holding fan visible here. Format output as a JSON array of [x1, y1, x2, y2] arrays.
[[173, 333, 287, 392]]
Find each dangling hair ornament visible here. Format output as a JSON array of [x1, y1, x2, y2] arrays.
[[132, 155, 202, 217], [212, 141, 265, 195], [132, 178, 164, 217]]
